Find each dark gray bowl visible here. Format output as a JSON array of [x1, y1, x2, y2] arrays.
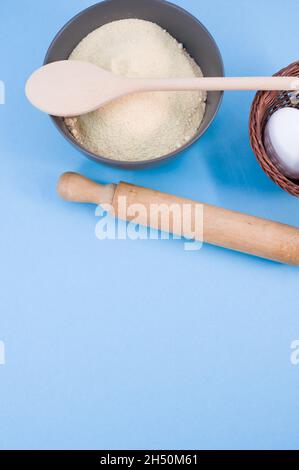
[[45, 0, 224, 168]]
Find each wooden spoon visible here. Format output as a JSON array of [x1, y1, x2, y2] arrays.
[[26, 60, 299, 117], [57, 172, 299, 265]]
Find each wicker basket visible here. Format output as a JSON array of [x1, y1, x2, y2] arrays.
[[250, 60, 299, 197]]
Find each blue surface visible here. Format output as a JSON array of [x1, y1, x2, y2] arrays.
[[1, 0, 299, 451]]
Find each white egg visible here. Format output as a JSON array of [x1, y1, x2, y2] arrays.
[[264, 107, 299, 179]]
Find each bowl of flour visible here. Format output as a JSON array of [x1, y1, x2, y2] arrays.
[[45, 0, 224, 167]]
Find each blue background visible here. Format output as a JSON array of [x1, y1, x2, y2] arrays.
[[1, 0, 299, 451]]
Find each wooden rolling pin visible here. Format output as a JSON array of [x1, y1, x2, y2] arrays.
[[57, 172, 299, 265]]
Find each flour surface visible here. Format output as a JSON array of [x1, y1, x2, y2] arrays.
[[66, 19, 206, 161]]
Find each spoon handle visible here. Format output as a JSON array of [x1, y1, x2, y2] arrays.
[[139, 76, 299, 92], [58, 172, 299, 265]]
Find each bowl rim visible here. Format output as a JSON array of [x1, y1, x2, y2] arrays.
[[44, 0, 225, 167]]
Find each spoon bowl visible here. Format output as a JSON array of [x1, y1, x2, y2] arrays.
[[26, 61, 131, 117]]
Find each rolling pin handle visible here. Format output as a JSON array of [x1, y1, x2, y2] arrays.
[[57, 172, 116, 205]]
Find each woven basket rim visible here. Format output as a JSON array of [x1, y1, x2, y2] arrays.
[[249, 60, 299, 197]]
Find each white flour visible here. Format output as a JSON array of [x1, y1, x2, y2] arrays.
[[66, 19, 206, 162]]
